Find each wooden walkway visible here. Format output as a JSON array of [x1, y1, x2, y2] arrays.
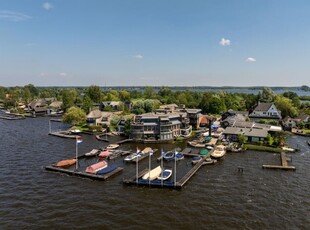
[[45, 165, 123, 180], [116, 139, 133, 144], [262, 152, 296, 170]]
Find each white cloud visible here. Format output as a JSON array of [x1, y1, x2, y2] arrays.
[[246, 57, 256, 62], [219, 38, 231, 46], [0, 10, 31, 21], [42, 2, 53, 10], [133, 54, 143, 59], [59, 72, 68, 76]]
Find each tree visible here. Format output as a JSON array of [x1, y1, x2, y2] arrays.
[[63, 106, 86, 125], [119, 90, 130, 101], [86, 85, 101, 103], [82, 95, 93, 113], [273, 131, 286, 147], [266, 134, 274, 146], [274, 95, 298, 118], [24, 84, 38, 97], [238, 134, 246, 145], [124, 118, 132, 137], [62, 89, 77, 111], [144, 86, 155, 99], [132, 100, 145, 114], [258, 87, 274, 103]]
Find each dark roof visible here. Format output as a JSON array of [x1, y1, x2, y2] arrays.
[[254, 103, 273, 112], [223, 127, 268, 138]]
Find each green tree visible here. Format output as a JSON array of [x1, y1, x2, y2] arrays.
[[273, 131, 286, 147], [144, 86, 155, 99], [119, 90, 130, 101], [266, 134, 274, 146], [63, 106, 86, 125], [86, 85, 102, 103], [258, 87, 274, 103], [238, 134, 246, 145], [24, 84, 38, 97], [132, 100, 145, 114], [274, 95, 298, 118], [124, 118, 132, 137], [62, 89, 78, 111], [82, 95, 93, 113]]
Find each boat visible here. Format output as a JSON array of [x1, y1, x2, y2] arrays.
[[96, 164, 118, 175], [211, 145, 226, 159], [70, 129, 82, 134], [124, 153, 141, 162], [142, 166, 162, 180], [157, 168, 172, 180], [55, 159, 76, 167], [106, 144, 119, 150], [141, 147, 152, 155], [206, 146, 214, 150], [199, 149, 209, 155], [204, 157, 217, 165], [188, 141, 205, 148], [85, 161, 107, 174], [175, 152, 184, 161], [85, 149, 99, 157], [163, 151, 174, 161], [192, 156, 202, 164], [98, 150, 113, 158]]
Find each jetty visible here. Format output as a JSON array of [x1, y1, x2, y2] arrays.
[[123, 150, 212, 189], [262, 152, 296, 170], [45, 165, 123, 180], [96, 134, 109, 142], [49, 131, 80, 139], [0, 115, 25, 120]]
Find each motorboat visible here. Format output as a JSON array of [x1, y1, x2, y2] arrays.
[[142, 166, 162, 180], [157, 168, 172, 180], [124, 153, 141, 162], [188, 141, 205, 148], [85, 161, 107, 174], [211, 145, 226, 159], [106, 144, 119, 150], [98, 150, 113, 158], [85, 149, 99, 157], [96, 164, 118, 175], [55, 159, 76, 167], [70, 129, 82, 134], [175, 152, 184, 161], [141, 147, 152, 155]]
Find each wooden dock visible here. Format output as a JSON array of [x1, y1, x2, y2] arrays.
[[45, 165, 123, 180], [262, 152, 296, 170], [124, 150, 212, 189], [49, 131, 80, 139], [116, 139, 132, 144]]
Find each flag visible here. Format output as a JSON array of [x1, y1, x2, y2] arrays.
[[161, 148, 165, 156], [76, 137, 83, 144], [136, 147, 140, 154], [150, 150, 153, 156]]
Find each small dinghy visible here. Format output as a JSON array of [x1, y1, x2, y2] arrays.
[[98, 150, 113, 158], [55, 159, 76, 167], [106, 144, 119, 150], [175, 153, 184, 161], [85, 149, 99, 157], [163, 151, 174, 161], [142, 166, 162, 180], [124, 153, 141, 162], [157, 168, 172, 180], [192, 156, 202, 164], [85, 161, 107, 174]]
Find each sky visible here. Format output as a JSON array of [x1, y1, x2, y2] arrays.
[[0, 0, 310, 87]]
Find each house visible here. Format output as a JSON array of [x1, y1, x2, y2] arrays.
[[28, 99, 48, 116], [282, 116, 298, 130], [223, 127, 268, 143], [100, 101, 123, 111], [117, 114, 135, 134], [249, 102, 282, 121], [295, 114, 310, 123], [47, 101, 63, 115], [182, 109, 202, 129], [159, 104, 179, 112], [131, 112, 187, 141]]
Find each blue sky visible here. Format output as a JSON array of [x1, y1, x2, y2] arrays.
[[0, 0, 310, 87]]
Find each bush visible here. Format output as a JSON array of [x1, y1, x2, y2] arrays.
[[88, 125, 103, 132], [244, 144, 282, 153]]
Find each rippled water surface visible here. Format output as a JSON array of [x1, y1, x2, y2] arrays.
[[1, 117, 309, 229]]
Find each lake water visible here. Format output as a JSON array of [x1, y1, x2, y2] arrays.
[[0, 117, 309, 229]]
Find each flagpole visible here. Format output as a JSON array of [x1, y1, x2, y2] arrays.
[[174, 148, 177, 188], [136, 147, 138, 185], [148, 150, 151, 186], [161, 148, 163, 187], [75, 138, 78, 170]]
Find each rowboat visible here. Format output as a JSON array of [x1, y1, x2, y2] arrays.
[[192, 156, 202, 164], [199, 149, 209, 155], [141, 147, 152, 155], [142, 166, 162, 180], [175, 153, 184, 161], [96, 164, 118, 175], [85, 161, 107, 174], [98, 150, 113, 158], [70, 129, 82, 134], [163, 151, 174, 161], [188, 141, 205, 148], [106, 144, 119, 150], [211, 145, 226, 159], [157, 168, 172, 180], [55, 159, 76, 167], [85, 149, 99, 157]]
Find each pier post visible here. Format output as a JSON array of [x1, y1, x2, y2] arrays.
[[238, 167, 244, 172]]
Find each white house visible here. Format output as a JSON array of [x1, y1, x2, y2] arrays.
[[249, 103, 281, 120]]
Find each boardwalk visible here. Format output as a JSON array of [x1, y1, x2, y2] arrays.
[[49, 131, 80, 139]]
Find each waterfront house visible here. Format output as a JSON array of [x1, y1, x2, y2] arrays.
[[182, 109, 201, 129], [159, 104, 179, 112], [249, 102, 282, 121], [117, 114, 135, 135], [47, 101, 63, 115], [86, 110, 115, 127], [28, 99, 48, 116], [100, 101, 123, 111], [223, 127, 268, 143], [282, 116, 297, 130]]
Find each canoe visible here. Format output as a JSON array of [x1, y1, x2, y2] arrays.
[[163, 151, 174, 161], [85, 149, 99, 157], [55, 159, 76, 167], [157, 169, 172, 180], [142, 166, 162, 180], [106, 144, 119, 150], [85, 161, 107, 174], [98, 150, 113, 158], [211, 145, 226, 159], [96, 164, 118, 175]]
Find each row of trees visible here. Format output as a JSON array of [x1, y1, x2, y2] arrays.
[[1, 84, 309, 117]]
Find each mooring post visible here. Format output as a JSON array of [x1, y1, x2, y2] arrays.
[[238, 167, 244, 172]]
